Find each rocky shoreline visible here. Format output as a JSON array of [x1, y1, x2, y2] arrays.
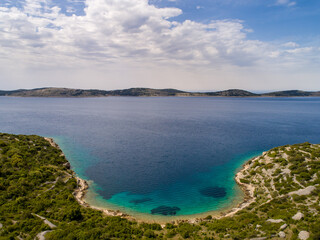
[[44, 137, 130, 219]]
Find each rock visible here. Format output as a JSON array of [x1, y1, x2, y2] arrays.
[[289, 186, 316, 196], [151, 206, 181, 216], [267, 219, 284, 223], [292, 212, 304, 221], [279, 231, 286, 238], [298, 231, 310, 240], [35, 230, 53, 240], [199, 186, 226, 198], [63, 162, 71, 169], [256, 224, 262, 228], [280, 223, 287, 230]]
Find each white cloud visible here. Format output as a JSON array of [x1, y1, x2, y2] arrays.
[[282, 41, 299, 48], [0, 0, 319, 90], [275, 0, 296, 7]]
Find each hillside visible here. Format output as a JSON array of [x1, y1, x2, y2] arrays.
[[204, 89, 257, 97], [262, 90, 320, 97], [0, 133, 320, 239], [1, 87, 320, 97]]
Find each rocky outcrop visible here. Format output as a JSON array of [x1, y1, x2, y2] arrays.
[[35, 230, 53, 240], [267, 219, 284, 223], [289, 186, 316, 196], [278, 231, 286, 238], [298, 231, 310, 240], [292, 212, 304, 221]]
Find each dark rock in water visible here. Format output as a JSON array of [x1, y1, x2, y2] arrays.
[[199, 186, 226, 198], [151, 206, 181, 216], [130, 198, 152, 205]]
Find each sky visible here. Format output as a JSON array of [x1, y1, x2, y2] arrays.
[[0, 0, 319, 91]]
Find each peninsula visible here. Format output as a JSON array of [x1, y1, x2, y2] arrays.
[[0, 133, 319, 239], [0, 87, 320, 98]]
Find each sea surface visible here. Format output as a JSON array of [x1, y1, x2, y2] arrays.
[[1, 96, 320, 219]]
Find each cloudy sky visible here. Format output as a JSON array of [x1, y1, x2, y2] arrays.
[[0, 0, 319, 91]]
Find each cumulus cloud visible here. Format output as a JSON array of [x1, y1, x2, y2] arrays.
[[0, 0, 268, 67], [0, 0, 319, 90]]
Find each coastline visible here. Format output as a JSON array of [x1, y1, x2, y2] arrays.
[[45, 137, 258, 223]]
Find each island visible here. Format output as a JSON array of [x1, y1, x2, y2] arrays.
[[0, 87, 320, 98], [0, 133, 319, 239]]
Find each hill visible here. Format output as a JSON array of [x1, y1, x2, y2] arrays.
[[262, 90, 320, 97], [1, 87, 319, 97], [0, 133, 320, 239], [204, 89, 257, 97]]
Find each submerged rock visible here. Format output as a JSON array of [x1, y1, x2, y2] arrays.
[[199, 186, 226, 198], [130, 198, 152, 205], [151, 206, 181, 216]]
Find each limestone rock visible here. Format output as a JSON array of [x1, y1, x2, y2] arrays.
[[289, 186, 316, 196], [267, 219, 284, 223], [292, 212, 304, 221], [298, 231, 310, 240], [280, 223, 287, 230], [279, 231, 286, 238]]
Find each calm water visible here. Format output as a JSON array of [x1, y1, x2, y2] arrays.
[[1, 97, 320, 218]]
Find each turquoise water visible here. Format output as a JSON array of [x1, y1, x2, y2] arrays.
[[1, 96, 320, 217]]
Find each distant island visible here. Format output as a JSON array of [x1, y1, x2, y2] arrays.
[[0, 87, 320, 97], [1, 133, 319, 239]]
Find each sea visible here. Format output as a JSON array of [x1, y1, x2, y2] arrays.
[[1, 96, 320, 220]]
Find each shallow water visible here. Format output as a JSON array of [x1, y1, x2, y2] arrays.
[[1, 96, 320, 218]]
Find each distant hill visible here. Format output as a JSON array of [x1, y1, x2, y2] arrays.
[[0, 87, 319, 97], [204, 89, 257, 97], [262, 90, 320, 97]]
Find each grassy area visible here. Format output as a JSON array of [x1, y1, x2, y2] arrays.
[[0, 133, 319, 239]]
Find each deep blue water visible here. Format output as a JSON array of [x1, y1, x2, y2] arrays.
[[1, 97, 320, 217]]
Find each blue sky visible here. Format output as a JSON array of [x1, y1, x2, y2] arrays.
[[153, 0, 320, 42], [0, 0, 319, 91]]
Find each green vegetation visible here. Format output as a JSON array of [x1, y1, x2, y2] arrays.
[[0, 133, 320, 239]]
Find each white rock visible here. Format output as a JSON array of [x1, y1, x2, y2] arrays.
[[267, 219, 284, 223], [280, 223, 287, 230], [298, 231, 310, 240], [292, 212, 304, 221], [289, 186, 316, 196], [279, 231, 286, 238], [256, 224, 262, 228], [35, 230, 52, 240]]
